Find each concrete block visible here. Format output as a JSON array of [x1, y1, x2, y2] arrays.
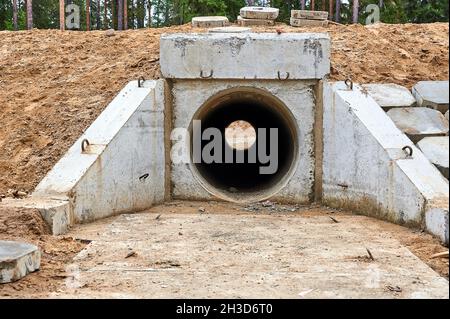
[[208, 26, 251, 33], [362, 83, 417, 109], [0, 241, 40, 283], [291, 10, 329, 20], [425, 208, 449, 245], [412, 81, 449, 113], [417, 136, 449, 179], [290, 17, 329, 27], [192, 16, 229, 28], [34, 80, 166, 224], [0, 197, 71, 235], [160, 33, 331, 80], [237, 16, 275, 26], [240, 7, 279, 20], [387, 107, 448, 143], [323, 82, 449, 229]]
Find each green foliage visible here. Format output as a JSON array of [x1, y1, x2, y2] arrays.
[[0, 0, 448, 31]]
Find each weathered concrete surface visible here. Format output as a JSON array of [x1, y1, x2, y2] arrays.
[[417, 136, 449, 179], [291, 10, 329, 20], [171, 80, 317, 203], [387, 107, 448, 143], [208, 26, 251, 33], [446, 110, 449, 121], [362, 83, 417, 109], [412, 81, 449, 114], [33, 80, 166, 226], [0, 241, 40, 284], [191, 16, 229, 28], [0, 197, 71, 235], [237, 15, 276, 26], [290, 17, 329, 27], [240, 7, 279, 20], [323, 82, 449, 243], [50, 210, 449, 299], [160, 33, 331, 80]]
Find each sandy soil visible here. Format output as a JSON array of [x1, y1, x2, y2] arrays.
[[0, 201, 447, 298], [0, 22, 448, 195]]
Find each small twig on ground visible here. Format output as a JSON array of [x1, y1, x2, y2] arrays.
[[329, 216, 339, 223], [366, 248, 375, 261], [430, 251, 449, 259]]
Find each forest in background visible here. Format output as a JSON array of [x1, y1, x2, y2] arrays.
[[0, 0, 448, 31]]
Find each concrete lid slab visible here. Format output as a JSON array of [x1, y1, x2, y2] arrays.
[[237, 15, 275, 26], [192, 16, 229, 28], [412, 81, 449, 113], [240, 7, 279, 20], [290, 17, 329, 27], [208, 26, 251, 33], [1, 241, 41, 283], [362, 83, 417, 108], [291, 10, 329, 20], [387, 107, 449, 143], [417, 136, 449, 179], [160, 33, 331, 80]]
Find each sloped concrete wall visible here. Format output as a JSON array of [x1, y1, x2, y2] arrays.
[[34, 80, 166, 225], [322, 82, 449, 244]]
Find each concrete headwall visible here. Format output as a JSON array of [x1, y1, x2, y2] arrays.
[[322, 82, 449, 244], [33, 80, 166, 225], [170, 79, 318, 203], [160, 33, 330, 80]]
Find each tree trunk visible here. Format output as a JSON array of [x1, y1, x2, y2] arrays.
[[104, 0, 108, 29], [300, 0, 305, 10], [13, 0, 18, 30], [148, 0, 152, 27], [124, 0, 128, 29], [118, 0, 123, 30], [311, 0, 315, 11], [335, 0, 340, 23], [379, 0, 384, 8], [352, 0, 359, 24], [59, 0, 65, 31], [26, 0, 33, 30], [86, 0, 91, 31], [96, 0, 101, 29], [329, 0, 334, 21]]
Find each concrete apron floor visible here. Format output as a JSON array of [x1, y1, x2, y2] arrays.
[[50, 202, 448, 299]]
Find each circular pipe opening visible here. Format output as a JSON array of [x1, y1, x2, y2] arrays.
[[189, 87, 298, 203]]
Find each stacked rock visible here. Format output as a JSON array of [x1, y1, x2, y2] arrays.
[[192, 16, 230, 28], [237, 7, 279, 26], [290, 10, 329, 27]]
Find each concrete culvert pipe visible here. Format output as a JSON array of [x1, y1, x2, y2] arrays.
[[189, 87, 299, 203]]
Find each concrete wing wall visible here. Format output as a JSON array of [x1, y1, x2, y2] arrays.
[[34, 80, 166, 224], [323, 82, 449, 244], [160, 33, 330, 80]]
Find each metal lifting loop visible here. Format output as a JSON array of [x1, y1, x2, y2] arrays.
[[277, 71, 290, 80], [81, 139, 90, 153], [138, 76, 146, 88], [402, 146, 413, 157], [200, 70, 214, 79], [345, 78, 353, 90]]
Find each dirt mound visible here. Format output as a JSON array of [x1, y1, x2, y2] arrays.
[[0, 22, 448, 195]]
